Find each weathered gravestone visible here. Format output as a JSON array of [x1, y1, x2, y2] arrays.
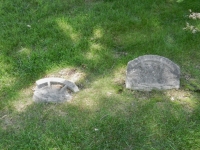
[[33, 78, 79, 103], [126, 55, 180, 91]]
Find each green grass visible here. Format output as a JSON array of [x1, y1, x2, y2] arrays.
[[1, 0, 200, 149]]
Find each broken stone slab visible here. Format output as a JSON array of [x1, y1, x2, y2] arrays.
[[35, 77, 79, 92], [33, 78, 79, 103], [126, 55, 180, 91]]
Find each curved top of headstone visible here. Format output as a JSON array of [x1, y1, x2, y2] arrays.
[[127, 55, 180, 72], [126, 55, 180, 91]]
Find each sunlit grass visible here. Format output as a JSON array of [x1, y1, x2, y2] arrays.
[[57, 18, 81, 42], [1, 0, 200, 149]]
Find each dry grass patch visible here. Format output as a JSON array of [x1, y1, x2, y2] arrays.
[[46, 67, 86, 83]]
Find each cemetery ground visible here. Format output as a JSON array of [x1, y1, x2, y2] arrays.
[[1, 0, 200, 149]]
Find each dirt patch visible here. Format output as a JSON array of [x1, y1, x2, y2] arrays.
[[0, 114, 21, 131], [164, 89, 191, 101], [12, 88, 33, 112], [46, 68, 86, 83], [113, 67, 126, 86]]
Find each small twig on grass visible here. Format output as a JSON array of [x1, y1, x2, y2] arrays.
[[100, 114, 109, 121], [0, 115, 7, 119]]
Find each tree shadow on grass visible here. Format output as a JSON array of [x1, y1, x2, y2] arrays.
[[1, 1, 200, 149], [0, 0, 114, 107], [1, 89, 200, 149], [1, 0, 200, 107]]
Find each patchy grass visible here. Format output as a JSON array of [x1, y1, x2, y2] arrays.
[[1, 0, 200, 149]]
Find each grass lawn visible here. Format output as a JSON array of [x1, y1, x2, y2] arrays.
[[1, 0, 200, 149]]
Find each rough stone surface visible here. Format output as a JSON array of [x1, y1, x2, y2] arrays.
[[33, 78, 79, 103], [126, 55, 180, 91]]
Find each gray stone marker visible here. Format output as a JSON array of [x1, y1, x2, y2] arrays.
[[33, 78, 79, 103], [126, 55, 180, 91]]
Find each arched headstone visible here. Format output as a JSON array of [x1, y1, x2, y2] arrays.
[[126, 55, 180, 91]]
